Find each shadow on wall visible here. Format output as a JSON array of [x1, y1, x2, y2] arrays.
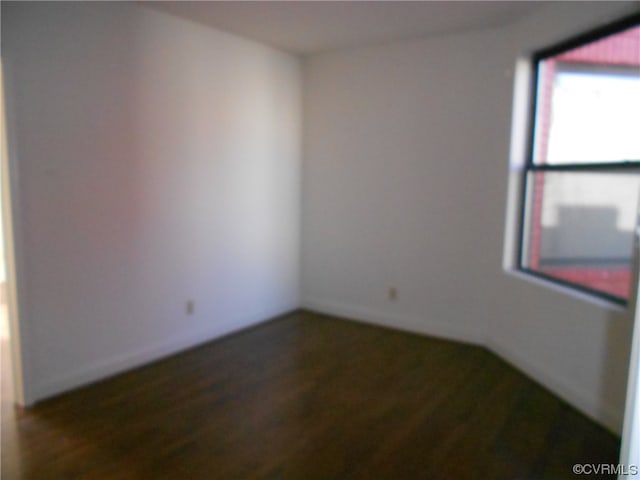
[[539, 206, 634, 299], [541, 206, 633, 266], [536, 204, 636, 430], [603, 307, 635, 433], [603, 188, 640, 432]]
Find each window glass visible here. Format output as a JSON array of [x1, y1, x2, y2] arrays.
[[535, 66, 640, 165], [520, 20, 640, 304], [522, 171, 640, 300]]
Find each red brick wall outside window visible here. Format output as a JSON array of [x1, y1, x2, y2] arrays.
[[527, 26, 640, 300]]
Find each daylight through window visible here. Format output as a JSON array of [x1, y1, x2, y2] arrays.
[[519, 16, 640, 304]]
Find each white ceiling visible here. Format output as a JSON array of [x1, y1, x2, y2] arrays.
[[143, 1, 547, 55]]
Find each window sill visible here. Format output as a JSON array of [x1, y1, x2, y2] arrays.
[[504, 267, 629, 313]]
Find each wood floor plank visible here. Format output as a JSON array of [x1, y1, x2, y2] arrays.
[[1, 311, 621, 479]]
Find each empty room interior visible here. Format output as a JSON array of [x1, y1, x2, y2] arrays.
[[2, 1, 640, 479]]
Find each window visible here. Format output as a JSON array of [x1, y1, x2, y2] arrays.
[[519, 15, 640, 305]]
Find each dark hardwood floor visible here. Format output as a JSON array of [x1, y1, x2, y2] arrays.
[[1, 310, 620, 479]]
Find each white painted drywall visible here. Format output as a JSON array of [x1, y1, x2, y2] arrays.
[[620, 249, 640, 477], [3, 0, 638, 437], [2, 2, 301, 402], [302, 25, 516, 345], [301, 1, 638, 433]]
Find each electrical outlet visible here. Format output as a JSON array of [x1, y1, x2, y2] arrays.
[[186, 300, 195, 315], [388, 287, 398, 301]]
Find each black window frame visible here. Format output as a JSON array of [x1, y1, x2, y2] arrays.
[[518, 13, 640, 306]]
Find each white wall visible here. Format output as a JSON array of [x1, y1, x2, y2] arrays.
[[620, 264, 640, 476], [302, 26, 515, 344], [302, 1, 638, 433], [4, 0, 638, 436], [2, 2, 301, 403]]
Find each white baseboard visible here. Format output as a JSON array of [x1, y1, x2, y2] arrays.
[[32, 307, 299, 402], [302, 297, 622, 435], [302, 297, 483, 346], [486, 338, 623, 435], [32, 299, 624, 436]]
